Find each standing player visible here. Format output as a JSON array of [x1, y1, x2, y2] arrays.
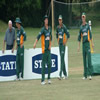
[[33, 15, 52, 85], [78, 13, 94, 80], [56, 15, 70, 80], [15, 18, 26, 80]]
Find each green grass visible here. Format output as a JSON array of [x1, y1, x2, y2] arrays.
[[0, 21, 100, 100]]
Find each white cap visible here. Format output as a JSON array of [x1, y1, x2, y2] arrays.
[[88, 20, 91, 25]]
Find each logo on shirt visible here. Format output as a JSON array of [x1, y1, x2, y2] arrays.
[[59, 35, 63, 39], [32, 53, 58, 74], [45, 36, 50, 40], [83, 32, 87, 36], [0, 55, 16, 76]]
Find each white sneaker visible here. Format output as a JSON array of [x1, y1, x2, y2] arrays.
[[41, 81, 46, 85], [63, 76, 67, 80], [89, 76, 92, 80], [48, 80, 52, 84], [58, 76, 61, 80], [82, 77, 87, 80], [15, 78, 20, 81], [19, 77, 23, 81]]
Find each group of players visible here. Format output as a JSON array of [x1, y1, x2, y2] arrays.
[[2, 12, 94, 85], [33, 12, 94, 85]]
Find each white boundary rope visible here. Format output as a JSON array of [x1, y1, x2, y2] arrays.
[[54, 0, 100, 5]]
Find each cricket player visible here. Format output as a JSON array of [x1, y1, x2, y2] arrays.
[[78, 13, 94, 80], [33, 15, 52, 85], [56, 15, 70, 80], [15, 18, 26, 80], [2, 20, 15, 53]]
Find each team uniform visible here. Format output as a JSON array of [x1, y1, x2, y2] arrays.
[[56, 24, 70, 78], [37, 26, 52, 82], [16, 26, 26, 79], [78, 23, 93, 78]]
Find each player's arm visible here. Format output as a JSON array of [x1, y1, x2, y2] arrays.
[[33, 28, 44, 49], [65, 26, 70, 39], [91, 39, 94, 49], [12, 40, 16, 53], [56, 27, 58, 39], [23, 31, 26, 41], [20, 29, 26, 48], [56, 27, 59, 44], [64, 26, 70, 45], [77, 29, 81, 52], [78, 42, 81, 52], [33, 39, 38, 49], [49, 28, 52, 50]]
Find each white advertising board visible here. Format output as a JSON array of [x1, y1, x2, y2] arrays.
[[0, 47, 68, 81]]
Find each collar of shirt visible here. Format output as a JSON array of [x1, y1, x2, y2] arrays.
[[9, 28, 12, 33], [82, 22, 87, 26], [58, 24, 64, 29], [44, 26, 49, 30]]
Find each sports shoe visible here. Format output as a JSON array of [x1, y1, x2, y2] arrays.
[[89, 76, 92, 80], [48, 80, 52, 84], [63, 76, 67, 80], [82, 77, 87, 80], [58, 76, 61, 80], [19, 77, 23, 81], [15, 78, 20, 81], [41, 81, 46, 85]]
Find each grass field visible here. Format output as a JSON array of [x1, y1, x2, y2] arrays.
[[0, 21, 100, 100]]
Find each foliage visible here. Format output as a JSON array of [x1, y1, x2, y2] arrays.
[[0, 0, 99, 27]]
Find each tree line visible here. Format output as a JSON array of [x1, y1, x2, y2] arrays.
[[0, 0, 98, 27]]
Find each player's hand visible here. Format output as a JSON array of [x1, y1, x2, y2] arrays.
[[92, 43, 94, 49], [33, 43, 36, 49], [63, 39, 67, 45], [20, 44, 23, 48], [16, 45, 18, 50], [48, 45, 51, 50], [12, 48, 14, 53], [77, 47, 80, 52], [2, 49, 5, 54], [33, 39, 38, 49], [63, 42, 66, 46]]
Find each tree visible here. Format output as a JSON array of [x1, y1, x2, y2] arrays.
[[0, 0, 51, 27]]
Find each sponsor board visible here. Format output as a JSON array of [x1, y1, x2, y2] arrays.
[[32, 53, 58, 74], [0, 51, 16, 81], [24, 47, 68, 80], [0, 47, 68, 81]]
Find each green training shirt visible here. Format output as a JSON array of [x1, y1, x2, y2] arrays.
[[37, 26, 52, 51], [56, 24, 70, 45], [78, 23, 92, 43], [16, 26, 26, 46]]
